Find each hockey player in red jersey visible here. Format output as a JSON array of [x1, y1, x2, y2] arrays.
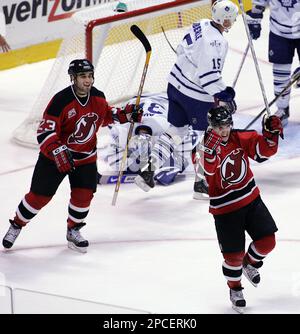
[[197, 106, 283, 312], [2, 59, 141, 253]]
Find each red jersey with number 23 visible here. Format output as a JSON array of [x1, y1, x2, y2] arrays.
[[37, 86, 115, 166]]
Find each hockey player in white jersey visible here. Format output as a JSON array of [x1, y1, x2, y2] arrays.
[[99, 93, 199, 186], [134, 0, 238, 196], [246, 0, 300, 126]]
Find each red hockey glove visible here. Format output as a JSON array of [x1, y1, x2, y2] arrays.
[[262, 115, 284, 140], [116, 104, 143, 124], [203, 129, 222, 156], [52, 145, 75, 174], [195, 130, 221, 176]]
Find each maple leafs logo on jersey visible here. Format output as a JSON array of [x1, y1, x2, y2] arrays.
[[279, 0, 297, 11], [68, 113, 99, 144], [220, 148, 247, 189]]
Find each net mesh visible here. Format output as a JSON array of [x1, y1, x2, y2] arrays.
[[12, 0, 211, 147]]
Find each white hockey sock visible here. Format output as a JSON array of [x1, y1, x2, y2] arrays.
[[273, 63, 292, 109]]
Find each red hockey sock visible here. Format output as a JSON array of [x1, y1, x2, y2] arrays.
[[67, 188, 94, 228]]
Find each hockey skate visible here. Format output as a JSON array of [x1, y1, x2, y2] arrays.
[[275, 107, 289, 127], [67, 223, 89, 253], [2, 220, 22, 249], [193, 179, 209, 200], [242, 260, 263, 287], [135, 170, 155, 192], [230, 287, 246, 314]]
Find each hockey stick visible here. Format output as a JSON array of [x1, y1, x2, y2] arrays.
[[161, 26, 177, 54], [237, 0, 271, 116], [232, 43, 249, 89], [112, 25, 152, 206], [244, 70, 300, 129]]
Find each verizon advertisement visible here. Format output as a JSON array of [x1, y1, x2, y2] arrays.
[[1, 0, 117, 49]]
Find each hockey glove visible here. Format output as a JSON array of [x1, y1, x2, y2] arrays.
[[292, 66, 300, 88], [214, 86, 235, 102], [195, 130, 221, 176], [204, 129, 222, 154], [52, 144, 75, 174], [117, 104, 143, 124], [262, 115, 284, 140], [198, 129, 222, 157], [214, 87, 237, 114], [246, 6, 265, 40]]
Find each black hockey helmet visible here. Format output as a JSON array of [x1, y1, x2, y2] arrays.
[[135, 124, 152, 136], [207, 106, 233, 128], [68, 59, 94, 76]]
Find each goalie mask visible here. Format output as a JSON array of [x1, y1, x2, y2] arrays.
[[68, 59, 94, 76], [211, 0, 239, 29], [207, 106, 233, 128]]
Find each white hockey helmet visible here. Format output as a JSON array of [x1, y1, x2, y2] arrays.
[[211, 0, 239, 28]]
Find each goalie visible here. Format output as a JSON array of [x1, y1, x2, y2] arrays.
[[98, 93, 201, 186]]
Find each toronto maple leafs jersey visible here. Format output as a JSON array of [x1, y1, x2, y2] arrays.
[[110, 93, 170, 149], [254, 0, 300, 38], [104, 93, 201, 172], [168, 19, 228, 102]]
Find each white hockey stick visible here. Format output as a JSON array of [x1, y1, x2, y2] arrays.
[[232, 43, 249, 89], [244, 69, 300, 129], [112, 25, 152, 206], [237, 0, 271, 116]]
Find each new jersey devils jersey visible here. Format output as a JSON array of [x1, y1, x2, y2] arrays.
[[204, 129, 279, 215], [37, 86, 114, 166]]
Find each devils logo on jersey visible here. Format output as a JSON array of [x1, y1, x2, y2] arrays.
[[68, 113, 99, 144], [220, 148, 247, 189]]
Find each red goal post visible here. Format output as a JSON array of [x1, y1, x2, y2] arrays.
[[85, 0, 209, 63]]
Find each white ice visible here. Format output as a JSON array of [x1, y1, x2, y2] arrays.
[[0, 13, 300, 314]]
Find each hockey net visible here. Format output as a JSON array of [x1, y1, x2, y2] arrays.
[[12, 0, 211, 148]]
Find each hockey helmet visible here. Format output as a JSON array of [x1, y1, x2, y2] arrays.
[[135, 124, 153, 136], [211, 0, 239, 27], [68, 59, 94, 76], [114, 2, 128, 12], [207, 106, 233, 128]]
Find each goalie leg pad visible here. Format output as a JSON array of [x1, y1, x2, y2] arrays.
[[154, 166, 181, 185]]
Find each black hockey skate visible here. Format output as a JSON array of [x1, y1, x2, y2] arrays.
[[230, 287, 246, 314], [193, 179, 209, 200], [67, 223, 89, 253], [2, 220, 22, 249], [135, 170, 155, 192], [242, 260, 263, 287], [275, 106, 289, 127]]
